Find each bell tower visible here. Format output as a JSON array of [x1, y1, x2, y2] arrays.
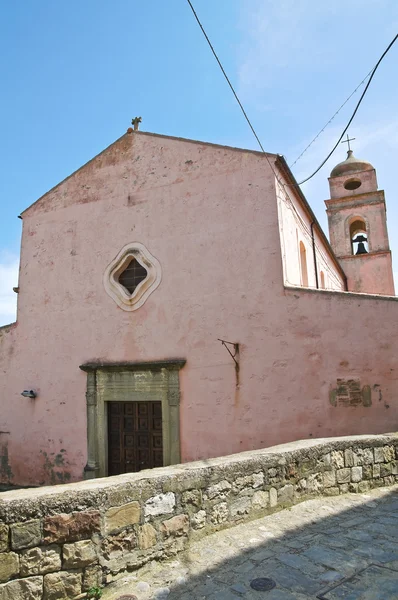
[[325, 145, 395, 296]]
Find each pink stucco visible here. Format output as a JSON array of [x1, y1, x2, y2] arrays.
[[0, 131, 397, 486], [326, 165, 395, 296]]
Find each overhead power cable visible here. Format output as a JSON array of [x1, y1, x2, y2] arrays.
[[289, 68, 374, 168], [297, 33, 398, 185], [185, 0, 397, 187], [185, 0, 265, 153]]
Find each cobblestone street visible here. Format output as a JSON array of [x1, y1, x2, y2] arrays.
[[104, 486, 398, 600]]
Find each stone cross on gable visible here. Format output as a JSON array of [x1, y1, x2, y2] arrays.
[[132, 117, 142, 131], [341, 134, 356, 151]]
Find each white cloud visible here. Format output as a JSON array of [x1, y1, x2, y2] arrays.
[[237, 0, 351, 97], [0, 254, 19, 327]]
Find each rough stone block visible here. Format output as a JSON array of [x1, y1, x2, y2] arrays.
[[230, 497, 251, 518], [336, 468, 350, 484], [339, 484, 349, 494], [269, 487, 277, 508], [392, 461, 398, 475], [207, 480, 232, 501], [323, 471, 336, 488], [43, 511, 100, 544], [0, 526, 8, 553], [324, 487, 339, 496], [319, 453, 331, 467], [145, 493, 175, 517], [374, 447, 385, 463], [233, 472, 264, 493], [380, 463, 392, 477], [104, 501, 140, 534], [0, 552, 19, 583], [138, 524, 157, 550], [373, 464, 381, 478], [252, 490, 269, 510], [82, 565, 102, 592], [0, 576, 43, 599], [277, 484, 294, 504], [63, 540, 97, 569], [330, 451, 344, 468], [10, 521, 41, 550], [191, 510, 206, 530], [101, 530, 136, 558], [358, 481, 370, 493], [351, 466, 363, 483], [43, 572, 81, 600], [362, 465, 372, 480], [181, 490, 201, 507], [210, 502, 228, 525], [348, 483, 358, 493], [344, 449, 357, 467], [383, 446, 395, 462], [383, 475, 395, 486], [252, 472, 265, 488], [354, 447, 374, 465], [307, 473, 322, 494], [20, 546, 61, 576], [161, 514, 189, 537]]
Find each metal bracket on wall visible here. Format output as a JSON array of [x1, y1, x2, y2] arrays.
[[218, 338, 239, 368], [218, 339, 240, 389]]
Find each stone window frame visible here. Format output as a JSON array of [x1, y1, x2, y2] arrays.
[[103, 242, 162, 311], [80, 360, 186, 479]]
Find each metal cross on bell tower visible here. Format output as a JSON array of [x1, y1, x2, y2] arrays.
[[341, 134, 356, 152]]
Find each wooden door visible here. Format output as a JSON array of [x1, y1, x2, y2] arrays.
[[107, 401, 163, 475]]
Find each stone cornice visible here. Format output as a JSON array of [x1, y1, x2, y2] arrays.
[[325, 190, 385, 210], [338, 250, 391, 261], [79, 359, 187, 372]]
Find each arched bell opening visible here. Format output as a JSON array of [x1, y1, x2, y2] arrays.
[[349, 218, 369, 255]]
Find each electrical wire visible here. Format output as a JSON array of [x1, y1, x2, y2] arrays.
[[297, 33, 398, 185], [185, 0, 397, 188], [185, 0, 265, 153], [289, 68, 373, 168]]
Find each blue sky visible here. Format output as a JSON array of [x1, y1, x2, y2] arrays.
[[1, 0, 397, 324]]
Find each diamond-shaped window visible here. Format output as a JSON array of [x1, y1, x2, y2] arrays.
[[118, 257, 148, 295], [104, 242, 162, 312]]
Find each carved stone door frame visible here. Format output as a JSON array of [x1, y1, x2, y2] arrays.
[[79, 360, 186, 479]]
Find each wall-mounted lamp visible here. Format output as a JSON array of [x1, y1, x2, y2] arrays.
[[21, 390, 37, 399]]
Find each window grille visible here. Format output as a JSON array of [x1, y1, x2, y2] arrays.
[[118, 258, 148, 294]]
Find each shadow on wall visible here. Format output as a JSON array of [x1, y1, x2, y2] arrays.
[[106, 487, 398, 599]]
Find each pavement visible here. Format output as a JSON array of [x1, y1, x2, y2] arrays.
[[103, 485, 398, 600]]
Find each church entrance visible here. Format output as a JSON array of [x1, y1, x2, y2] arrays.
[[80, 360, 185, 479], [107, 401, 163, 475]]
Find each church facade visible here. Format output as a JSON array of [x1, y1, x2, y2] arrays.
[[0, 128, 396, 486]]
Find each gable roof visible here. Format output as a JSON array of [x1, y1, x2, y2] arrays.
[[18, 128, 346, 284], [20, 130, 276, 217]]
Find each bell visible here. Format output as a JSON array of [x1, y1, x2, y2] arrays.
[[354, 234, 368, 255], [356, 242, 368, 255]]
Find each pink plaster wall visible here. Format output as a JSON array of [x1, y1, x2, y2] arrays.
[[1, 131, 397, 486], [338, 252, 395, 296]]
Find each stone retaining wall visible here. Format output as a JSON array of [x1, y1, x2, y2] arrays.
[[0, 434, 397, 599]]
